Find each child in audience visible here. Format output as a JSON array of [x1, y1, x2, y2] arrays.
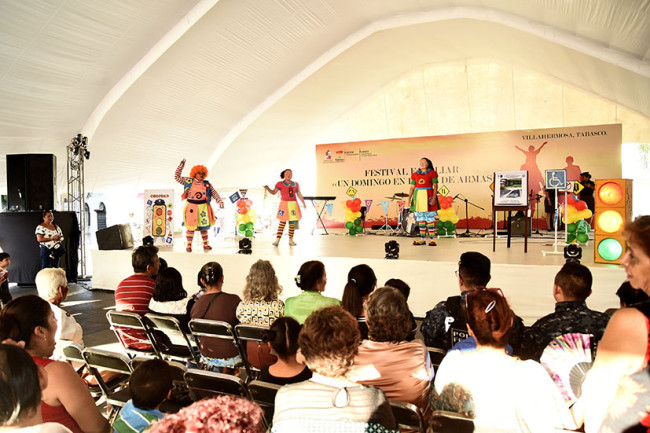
[[113, 359, 173, 433], [260, 316, 311, 385]]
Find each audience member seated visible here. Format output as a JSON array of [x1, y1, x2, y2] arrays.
[[341, 264, 376, 340], [115, 245, 161, 350], [284, 261, 340, 324], [385, 278, 417, 340], [350, 287, 433, 412], [421, 251, 524, 353], [605, 280, 650, 316], [0, 296, 110, 433], [0, 343, 73, 433], [520, 262, 610, 361], [0, 252, 12, 308], [236, 260, 284, 369], [575, 216, 650, 432], [35, 268, 84, 361], [148, 267, 191, 332], [272, 306, 398, 433], [148, 396, 264, 433], [259, 316, 311, 385], [112, 359, 173, 433], [431, 289, 574, 432], [189, 262, 241, 371]]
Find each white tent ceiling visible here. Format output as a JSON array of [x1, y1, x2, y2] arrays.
[[0, 0, 648, 196]]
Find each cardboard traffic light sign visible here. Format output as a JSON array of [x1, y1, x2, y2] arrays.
[[594, 179, 633, 264]]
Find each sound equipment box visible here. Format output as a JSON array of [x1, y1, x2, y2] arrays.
[[96, 224, 134, 250], [6, 154, 56, 211]]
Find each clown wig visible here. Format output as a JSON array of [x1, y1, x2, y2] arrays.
[[190, 164, 208, 179]]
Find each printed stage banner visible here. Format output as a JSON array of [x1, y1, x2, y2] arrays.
[[315, 123, 621, 228], [143, 189, 175, 246]]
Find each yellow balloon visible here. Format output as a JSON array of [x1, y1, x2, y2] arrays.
[[581, 209, 593, 219], [354, 211, 361, 218], [242, 214, 251, 224], [248, 209, 257, 217], [451, 215, 460, 224]]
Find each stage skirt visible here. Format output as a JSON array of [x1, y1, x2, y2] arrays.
[[412, 188, 438, 222], [277, 200, 301, 222], [183, 201, 215, 231]]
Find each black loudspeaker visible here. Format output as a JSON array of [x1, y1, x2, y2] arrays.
[[6, 154, 56, 211], [96, 224, 134, 250], [511, 215, 527, 236]]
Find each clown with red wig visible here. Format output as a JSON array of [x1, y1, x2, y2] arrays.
[[175, 159, 224, 252]]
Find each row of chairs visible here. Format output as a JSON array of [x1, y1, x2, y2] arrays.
[[62, 344, 438, 432], [106, 310, 270, 380]]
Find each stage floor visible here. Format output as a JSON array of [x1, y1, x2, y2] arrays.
[[91, 228, 625, 325]]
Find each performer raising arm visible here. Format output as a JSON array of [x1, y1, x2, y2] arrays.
[[264, 169, 306, 247], [407, 157, 439, 246], [175, 159, 224, 252]]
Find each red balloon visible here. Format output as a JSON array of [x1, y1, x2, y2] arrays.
[[245, 199, 253, 206], [440, 201, 450, 209], [353, 198, 361, 205], [566, 195, 578, 206], [574, 200, 587, 211], [346, 200, 353, 208], [445, 196, 453, 204]]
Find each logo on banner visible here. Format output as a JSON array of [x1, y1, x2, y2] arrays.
[[380, 200, 389, 215], [346, 187, 357, 198], [229, 192, 241, 203]]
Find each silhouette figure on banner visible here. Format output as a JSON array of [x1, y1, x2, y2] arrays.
[[564, 156, 582, 181], [514, 141, 548, 219]]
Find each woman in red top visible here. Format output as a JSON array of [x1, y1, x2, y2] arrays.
[[0, 295, 109, 433], [264, 169, 306, 247]]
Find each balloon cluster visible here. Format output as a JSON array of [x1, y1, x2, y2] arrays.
[[343, 198, 363, 235], [563, 195, 592, 244], [236, 198, 257, 237], [435, 195, 460, 235]]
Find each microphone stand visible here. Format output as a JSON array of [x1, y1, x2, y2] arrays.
[[457, 194, 485, 237], [529, 190, 542, 235]]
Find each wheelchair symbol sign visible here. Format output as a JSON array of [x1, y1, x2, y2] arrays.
[[545, 169, 567, 190]]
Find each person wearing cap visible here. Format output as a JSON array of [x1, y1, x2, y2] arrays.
[[420, 251, 525, 353]]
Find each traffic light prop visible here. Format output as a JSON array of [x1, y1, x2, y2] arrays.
[[594, 179, 633, 264]]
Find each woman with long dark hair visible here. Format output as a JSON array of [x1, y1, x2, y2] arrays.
[[406, 158, 439, 246]]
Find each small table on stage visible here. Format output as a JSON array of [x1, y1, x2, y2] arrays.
[[303, 196, 336, 235]]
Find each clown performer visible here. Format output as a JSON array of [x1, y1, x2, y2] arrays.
[[174, 159, 224, 252], [407, 157, 440, 246], [264, 169, 307, 247]]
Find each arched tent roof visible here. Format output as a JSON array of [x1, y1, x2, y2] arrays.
[[0, 0, 648, 195]]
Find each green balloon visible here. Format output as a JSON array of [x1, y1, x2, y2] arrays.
[[246, 222, 254, 229], [567, 223, 577, 233], [354, 218, 361, 226], [349, 228, 356, 235], [566, 234, 577, 243], [355, 225, 363, 233], [437, 228, 446, 235], [577, 233, 589, 243], [245, 229, 254, 237], [436, 220, 444, 229], [444, 221, 453, 230], [238, 224, 246, 232], [345, 221, 353, 229]]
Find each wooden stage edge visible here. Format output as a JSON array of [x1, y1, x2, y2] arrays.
[[90, 230, 625, 325]]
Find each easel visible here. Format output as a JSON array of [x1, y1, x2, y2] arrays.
[[492, 204, 529, 253]]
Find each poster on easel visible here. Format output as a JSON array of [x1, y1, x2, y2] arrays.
[[494, 171, 528, 207], [143, 189, 174, 246]]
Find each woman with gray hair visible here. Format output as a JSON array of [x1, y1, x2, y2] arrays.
[[35, 268, 83, 361], [272, 306, 398, 433]]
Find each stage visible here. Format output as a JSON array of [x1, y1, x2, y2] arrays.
[[91, 229, 625, 325]]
